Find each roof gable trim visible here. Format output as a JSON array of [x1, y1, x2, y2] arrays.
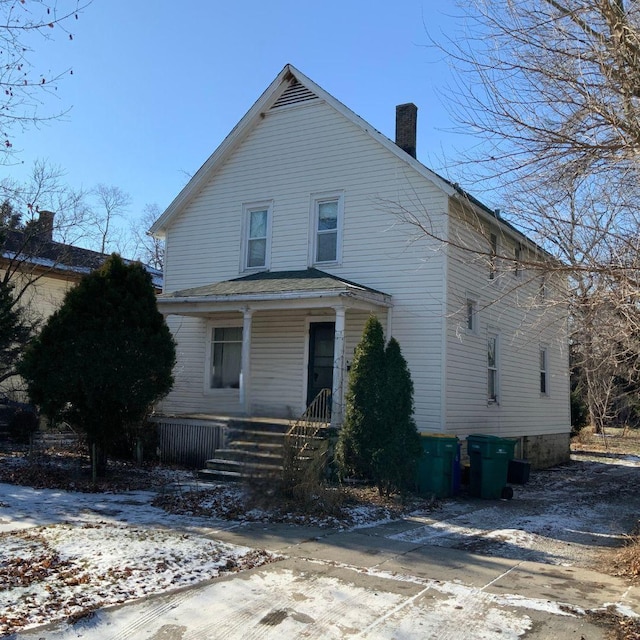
[[150, 64, 454, 236]]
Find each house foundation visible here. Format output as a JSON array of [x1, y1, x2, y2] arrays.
[[523, 433, 571, 469]]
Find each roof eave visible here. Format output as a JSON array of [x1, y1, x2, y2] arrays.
[[157, 288, 392, 314], [150, 64, 297, 237]]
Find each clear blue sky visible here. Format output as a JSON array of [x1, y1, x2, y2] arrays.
[[5, 0, 479, 231]]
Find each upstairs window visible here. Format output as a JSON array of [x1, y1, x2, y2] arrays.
[[242, 201, 272, 271], [311, 192, 343, 265], [540, 347, 548, 395]]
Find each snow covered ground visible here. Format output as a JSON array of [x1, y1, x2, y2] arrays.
[[0, 482, 280, 634], [1, 451, 640, 637]]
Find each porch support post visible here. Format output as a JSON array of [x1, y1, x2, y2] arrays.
[[240, 308, 253, 414], [331, 306, 346, 428]]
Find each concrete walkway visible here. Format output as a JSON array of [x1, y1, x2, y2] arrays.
[[14, 518, 640, 639]]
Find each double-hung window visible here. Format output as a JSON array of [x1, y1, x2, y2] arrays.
[[242, 201, 272, 271], [311, 192, 343, 265], [488, 333, 499, 403], [208, 326, 243, 390], [540, 347, 548, 395]]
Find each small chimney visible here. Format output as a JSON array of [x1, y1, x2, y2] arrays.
[[38, 210, 55, 242], [395, 103, 418, 159]]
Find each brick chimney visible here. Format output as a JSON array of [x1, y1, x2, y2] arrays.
[[38, 210, 55, 241], [395, 103, 418, 159]]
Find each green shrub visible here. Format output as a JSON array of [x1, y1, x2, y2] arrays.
[[336, 317, 421, 496]]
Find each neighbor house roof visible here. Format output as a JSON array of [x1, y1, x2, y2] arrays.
[[1, 227, 163, 289]]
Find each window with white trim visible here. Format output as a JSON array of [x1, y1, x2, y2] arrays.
[[208, 326, 243, 389], [242, 201, 272, 270], [540, 347, 548, 395], [488, 333, 499, 403], [311, 192, 343, 265]]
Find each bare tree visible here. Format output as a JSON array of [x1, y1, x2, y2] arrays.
[[130, 203, 165, 270], [1, 0, 89, 160], [0, 159, 90, 241], [430, 0, 640, 430], [88, 184, 132, 254]]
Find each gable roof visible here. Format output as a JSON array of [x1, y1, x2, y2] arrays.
[[149, 64, 456, 237], [1, 228, 163, 289], [149, 64, 552, 261]]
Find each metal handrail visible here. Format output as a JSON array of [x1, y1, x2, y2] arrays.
[[286, 388, 331, 452]]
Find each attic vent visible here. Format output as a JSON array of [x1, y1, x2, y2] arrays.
[[270, 81, 319, 109]]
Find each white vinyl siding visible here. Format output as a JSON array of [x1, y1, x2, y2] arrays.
[[159, 93, 569, 442], [445, 201, 570, 438], [161, 99, 448, 430], [155, 315, 241, 416]]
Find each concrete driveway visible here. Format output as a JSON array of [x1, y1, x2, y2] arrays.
[[12, 515, 639, 639], [10, 453, 640, 639]]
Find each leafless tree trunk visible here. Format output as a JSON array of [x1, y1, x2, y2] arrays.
[[130, 203, 165, 270], [89, 184, 132, 255]]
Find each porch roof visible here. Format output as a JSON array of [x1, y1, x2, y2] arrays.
[[157, 268, 392, 314]]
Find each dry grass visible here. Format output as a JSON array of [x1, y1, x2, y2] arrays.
[[572, 427, 640, 638], [610, 532, 640, 581], [572, 426, 640, 456]]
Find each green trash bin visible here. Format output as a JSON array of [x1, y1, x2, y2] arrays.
[[466, 434, 517, 499], [417, 434, 459, 498]]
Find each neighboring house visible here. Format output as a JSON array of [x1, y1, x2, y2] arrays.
[[150, 64, 570, 468], [0, 209, 162, 397]]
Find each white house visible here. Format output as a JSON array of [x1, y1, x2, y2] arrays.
[[150, 64, 570, 468]]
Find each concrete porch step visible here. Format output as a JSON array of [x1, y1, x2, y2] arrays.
[[226, 429, 287, 446], [206, 449, 284, 467], [199, 417, 331, 482]]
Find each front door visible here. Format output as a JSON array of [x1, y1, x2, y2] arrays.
[[307, 322, 335, 406]]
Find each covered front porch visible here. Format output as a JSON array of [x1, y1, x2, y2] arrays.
[[156, 269, 392, 428]]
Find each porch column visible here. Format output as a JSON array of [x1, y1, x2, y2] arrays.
[[331, 306, 346, 427], [240, 308, 253, 414], [386, 307, 393, 343]]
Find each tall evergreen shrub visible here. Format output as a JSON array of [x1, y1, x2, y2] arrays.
[[336, 317, 421, 496], [335, 315, 386, 482], [18, 254, 176, 475], [374, 337, 422, 495]]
